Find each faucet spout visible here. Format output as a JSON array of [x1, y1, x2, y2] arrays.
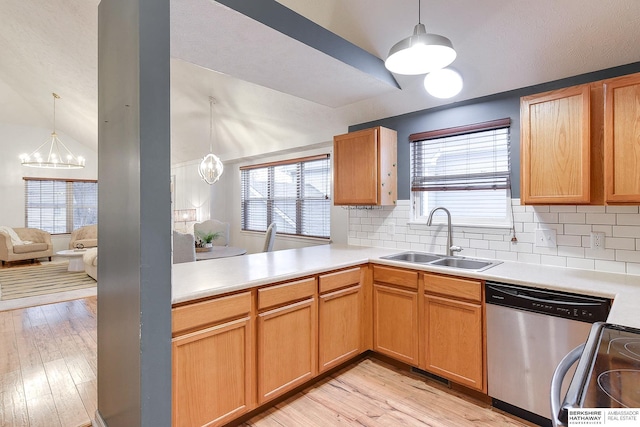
[[426, 207, 461, 257]]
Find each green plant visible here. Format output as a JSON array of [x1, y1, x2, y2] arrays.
[[196, 231, 221, 244]]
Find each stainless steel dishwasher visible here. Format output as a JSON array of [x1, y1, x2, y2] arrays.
[[485, 282, 610, 427]]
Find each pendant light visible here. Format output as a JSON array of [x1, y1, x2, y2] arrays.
[[424, 67, 463, 98], [385, 0, 456, 75], [198, 96, 224, 184], [20, 93, 85, 169]]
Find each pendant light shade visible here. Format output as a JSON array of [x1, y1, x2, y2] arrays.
[[20, 93, 85, 169], [385, 23, 456, 75], [424, 68, 463, 98], [198, 97, 224, 185]]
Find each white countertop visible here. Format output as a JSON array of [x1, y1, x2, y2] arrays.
[[172, 244, 640, 328]]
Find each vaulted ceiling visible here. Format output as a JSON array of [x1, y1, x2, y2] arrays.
[[1, 0, 639, 164]]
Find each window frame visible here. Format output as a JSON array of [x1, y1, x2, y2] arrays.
[[409, 119, 513, 228], [240, 154, 331, 240], [24, 177, 98, 235]]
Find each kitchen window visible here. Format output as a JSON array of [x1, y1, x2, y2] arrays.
[[410, 119, 512, 227], [24, 177, 98, 234], [240, 155, 331, 239]]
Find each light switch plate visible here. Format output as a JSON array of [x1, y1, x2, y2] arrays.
[[535, 229, 557, 248]]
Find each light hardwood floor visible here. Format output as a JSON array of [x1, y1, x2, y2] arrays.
[[0, 297, 96, 427], [241, 358, 533, 427]]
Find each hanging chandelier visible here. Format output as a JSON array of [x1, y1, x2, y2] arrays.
[[385, 0, 457, 75], [198, 96, 224, 184], [20, 93, 85, 169]]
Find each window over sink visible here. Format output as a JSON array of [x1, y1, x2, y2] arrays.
[[240, 154, 330, 239], [410, 119, 512, 227]]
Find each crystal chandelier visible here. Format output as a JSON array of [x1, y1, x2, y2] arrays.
[[20, 93, 85, 169], [198, 97, 224, 184]]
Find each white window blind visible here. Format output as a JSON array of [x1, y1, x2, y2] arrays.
[[410, 119, 512, 226], [24, 178, 98, 234], [240, 155, 331, 239]]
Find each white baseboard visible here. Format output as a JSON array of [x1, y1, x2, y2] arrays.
[[93, 410, 107, 427]]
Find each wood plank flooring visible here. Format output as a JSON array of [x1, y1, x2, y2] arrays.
[[240, 358, 534, 427], [0, 297, 96, 427]]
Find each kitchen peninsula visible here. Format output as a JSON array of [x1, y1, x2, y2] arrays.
[[171, 244, 640, 426]]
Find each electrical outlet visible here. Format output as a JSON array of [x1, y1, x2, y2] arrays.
[[535, 229, 557, 248], [590, 232, 605, 250]]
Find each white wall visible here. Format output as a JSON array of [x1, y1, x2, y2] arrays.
[[171, 159, 211, 232], [348, 199, 640, 275], [221, 142, 349, 254], [0, 122, 98, 228]]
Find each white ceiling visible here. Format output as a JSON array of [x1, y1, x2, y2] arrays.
[[1, 0, 640, 164]]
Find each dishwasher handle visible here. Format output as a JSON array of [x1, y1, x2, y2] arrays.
[[550, 343, 584, 427]]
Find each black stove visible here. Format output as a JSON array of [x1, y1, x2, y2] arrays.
[[581, 324, 640, 409], [558, 323, 640, 424]]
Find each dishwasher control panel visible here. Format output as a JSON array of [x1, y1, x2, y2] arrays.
[[486, 282, 610, 323]]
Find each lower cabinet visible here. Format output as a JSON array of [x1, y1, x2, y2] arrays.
[[372, 266, 419, 366], [256, 278, 317, 404], [423, 274, 485, 392], [171, 264, 488, 426], [318, 267, 363, 372], [172, 293, 253, 427]]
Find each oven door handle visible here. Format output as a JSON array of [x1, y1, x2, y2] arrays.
[[550, 343, 584, 427]]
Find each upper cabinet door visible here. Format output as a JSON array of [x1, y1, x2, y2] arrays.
[[520, 85, 591, 204], [333, 126, 397, 206], [604, 73, 640, 203]]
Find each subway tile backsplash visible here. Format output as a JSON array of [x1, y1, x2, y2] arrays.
[[347, 199, 640, 275]]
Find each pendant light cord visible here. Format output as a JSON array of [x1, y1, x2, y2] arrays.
[[418, 0, 421, 24], [209, 96, 214, 153], [52, 92, 60, 134]]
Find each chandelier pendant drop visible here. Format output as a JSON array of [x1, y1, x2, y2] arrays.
[[20, 93, 85, 169], [198, 96, 224, 184]]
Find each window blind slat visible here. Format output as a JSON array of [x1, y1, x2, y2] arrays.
[[24, 178, 98, 234], [241, 156, 330, 239], [411, 123, 511, 225]]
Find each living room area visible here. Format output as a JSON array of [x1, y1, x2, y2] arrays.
[[0, 116, 99, 308]]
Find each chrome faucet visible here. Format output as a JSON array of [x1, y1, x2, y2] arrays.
[[426, 207, 462, 256]]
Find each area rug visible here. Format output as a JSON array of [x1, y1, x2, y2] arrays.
[[0, 261, 96, 301]]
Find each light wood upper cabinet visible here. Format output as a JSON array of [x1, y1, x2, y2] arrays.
[[520, 84, 592, 204], [333, 126, 397, 206], [172, 292, 253, 427], [423, 274, 485, 392], [372, 266, 419, 366], [604, 73, 640, 203], [256, 278, 317, 405]]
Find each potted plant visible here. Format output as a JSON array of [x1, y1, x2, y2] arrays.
[[195, 231, 220, 251]]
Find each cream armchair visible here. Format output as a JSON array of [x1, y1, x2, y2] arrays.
[[0, 227, 53, 265], [69, 224, 98, 249]]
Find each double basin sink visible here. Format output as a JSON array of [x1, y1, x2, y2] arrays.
[[380, 251, 501, 272]]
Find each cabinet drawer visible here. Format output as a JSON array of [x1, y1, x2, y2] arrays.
[[172, 291, 251, 335], [424, 274, 481, 302], [319, 267, 361, 294], [373, 265, 418, 290], [258, 278, 316, 311]]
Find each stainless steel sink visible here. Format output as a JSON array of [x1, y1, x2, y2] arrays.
[[381, 252, 442, 263], [380, 251, 500, 272], [430, 257, 499, 271]]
